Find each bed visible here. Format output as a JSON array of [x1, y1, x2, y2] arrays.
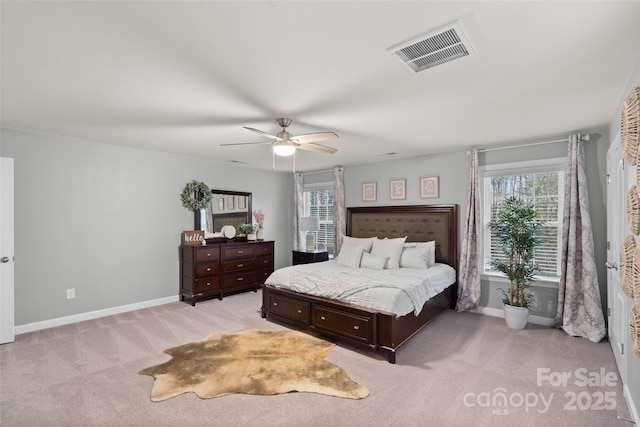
[[261, 204, 458, 363]]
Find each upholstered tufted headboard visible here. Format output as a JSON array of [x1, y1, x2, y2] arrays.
[[346, 205, 458, 270]]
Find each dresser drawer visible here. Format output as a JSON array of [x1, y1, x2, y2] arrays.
[[313, 305, 372, 343], [256, 242, 274, 256], [256, 255, 274, 270], [193, 276, 220, 293], [222, 271, 256, 288], [195, 262, 220, 277], [195, 247, 220, 262], [223, 259, 255, 273], [222, 245, 255, 260], [267, 293, 310, 324], [255, 269, 273, 282]]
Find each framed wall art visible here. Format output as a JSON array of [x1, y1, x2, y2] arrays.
[[389, 179, 406, 200], [227, 196, 234, 210], [362, 182, 377, 202], [218, 198, 225, 211], [420, 176, 439, 199]]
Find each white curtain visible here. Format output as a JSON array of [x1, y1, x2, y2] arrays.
[[333, 166, 345, 255], [553, 135, 606, 342], [456, 148, 481, 311], [294, 173, 305, 251]]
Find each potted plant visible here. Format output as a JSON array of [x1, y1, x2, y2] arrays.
[[237, 223, 255, 237], [487, 196, 543, 329]]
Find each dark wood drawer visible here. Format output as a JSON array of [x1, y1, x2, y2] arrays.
[[255, 268, 273, 282], [292, 251, 329, 265], [267, 293, 310, 324], [222, 271, 256, 288], [195, 262, 220, 277], [256, 242, 274, 256], [223, 259, 255, 273], [193, 276, 220, 293], [313, 305, 372, 343], [256, 255, 273, 269], [195, 247, 220, 262], [222, 245, 255, 260]]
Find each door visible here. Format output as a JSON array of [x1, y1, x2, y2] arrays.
[[606, 136, 628, 378], [0, 157, 15, 344]]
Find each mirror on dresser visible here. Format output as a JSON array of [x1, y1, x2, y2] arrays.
[[194, 189, 252, 237]]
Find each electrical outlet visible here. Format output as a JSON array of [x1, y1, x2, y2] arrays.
[[66, 288, 75, 299]]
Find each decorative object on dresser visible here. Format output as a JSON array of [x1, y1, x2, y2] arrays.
[[253, 209, 265, 240], [180, 240, 274, 305], [299, 216, 320, 251], [292, 249, 329, 265], [181, 230, 205, 246], [139, 329, 368, 401], [262, 204, 458, 363]]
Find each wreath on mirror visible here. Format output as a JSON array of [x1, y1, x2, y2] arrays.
[[180, 180, 213, 211]]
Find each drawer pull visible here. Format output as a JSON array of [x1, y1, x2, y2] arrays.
[[206, 268, 212, 272], [273, 302, 278, 306], [206, 282, 211, 286], [297, 309, 302, 314], [320, 316, 326, 321], [237, 250, 244, 254], [206, 253, 212, 257], [237, 277, 244, 281], [237, 264, 244, 268], [353, 325, 359, 330]]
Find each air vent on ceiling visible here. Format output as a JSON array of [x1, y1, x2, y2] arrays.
[[387, 21, 475, 73]]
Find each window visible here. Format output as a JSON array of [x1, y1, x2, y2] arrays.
[[481, 158, 565, 279], [303, 187, 334, 253]]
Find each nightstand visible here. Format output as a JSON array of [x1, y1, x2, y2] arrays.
[[292, 250, 329, 265]]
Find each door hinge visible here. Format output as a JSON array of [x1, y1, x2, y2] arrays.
[[608, 307, 611, 317], [621, 343, 624, 355], [606, 174, 611, 184], [607, 241, 611, 250]]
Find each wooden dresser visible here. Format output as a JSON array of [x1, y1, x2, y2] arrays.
[[180, 240, 274, 305]]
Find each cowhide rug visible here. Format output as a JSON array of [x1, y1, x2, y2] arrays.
[[139, 329, 369, 401]]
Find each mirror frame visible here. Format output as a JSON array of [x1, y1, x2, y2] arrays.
[[194, 189, 252, 233]]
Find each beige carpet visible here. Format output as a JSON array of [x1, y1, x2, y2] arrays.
[[0, 290, 634, 426], [139, 329, 368, 401]]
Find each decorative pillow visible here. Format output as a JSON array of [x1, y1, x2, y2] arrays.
[[400, 245, 430, 269], [370, 237, 407, 269], [342, 236, 376, 253], [360, 252, 388, 271], [337, 244, 364, 268], [405, 241, 436, 267]]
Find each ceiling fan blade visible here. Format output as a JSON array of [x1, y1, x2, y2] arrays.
[[220, 141, 272, 147], [243, 126, 283, 141], [296, 142, 337, 154], [294, 132, 339, 144]]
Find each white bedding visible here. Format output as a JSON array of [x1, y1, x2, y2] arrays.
[[264, 260, 456, 317]]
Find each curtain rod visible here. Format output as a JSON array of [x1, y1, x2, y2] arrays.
[[473, 134, 590, 154], [301, 169, 335, 176]]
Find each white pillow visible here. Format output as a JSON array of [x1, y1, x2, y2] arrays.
[[360, 252, 388, 271], [400, 245, 430, 269], [405, 241, 436, 267], [370, 237, 407, 269], [337, 244, 364, 268], [342, 236, 376, 253]]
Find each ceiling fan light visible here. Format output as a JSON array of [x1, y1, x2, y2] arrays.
[[273, 144, 296, 156]]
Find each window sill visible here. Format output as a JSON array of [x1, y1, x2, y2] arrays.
[[481, 272, 559, 289]]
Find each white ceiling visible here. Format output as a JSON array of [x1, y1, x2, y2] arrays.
[[2, 1, 639, 172]]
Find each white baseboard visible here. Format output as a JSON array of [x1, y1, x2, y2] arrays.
[[473, 305, 555, 327], [623, 383, 639, 426], [14, 295, 180, 335]]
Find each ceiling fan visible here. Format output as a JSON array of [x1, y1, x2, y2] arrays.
[[221, 118, 338, 156]]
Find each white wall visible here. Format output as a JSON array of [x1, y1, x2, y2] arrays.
[[0, 128, 293, 326]]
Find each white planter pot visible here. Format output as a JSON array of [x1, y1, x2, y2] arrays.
[[503, 304, 529, 330]]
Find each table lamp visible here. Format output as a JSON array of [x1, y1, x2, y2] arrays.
[[300, 216, 320, 251]]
